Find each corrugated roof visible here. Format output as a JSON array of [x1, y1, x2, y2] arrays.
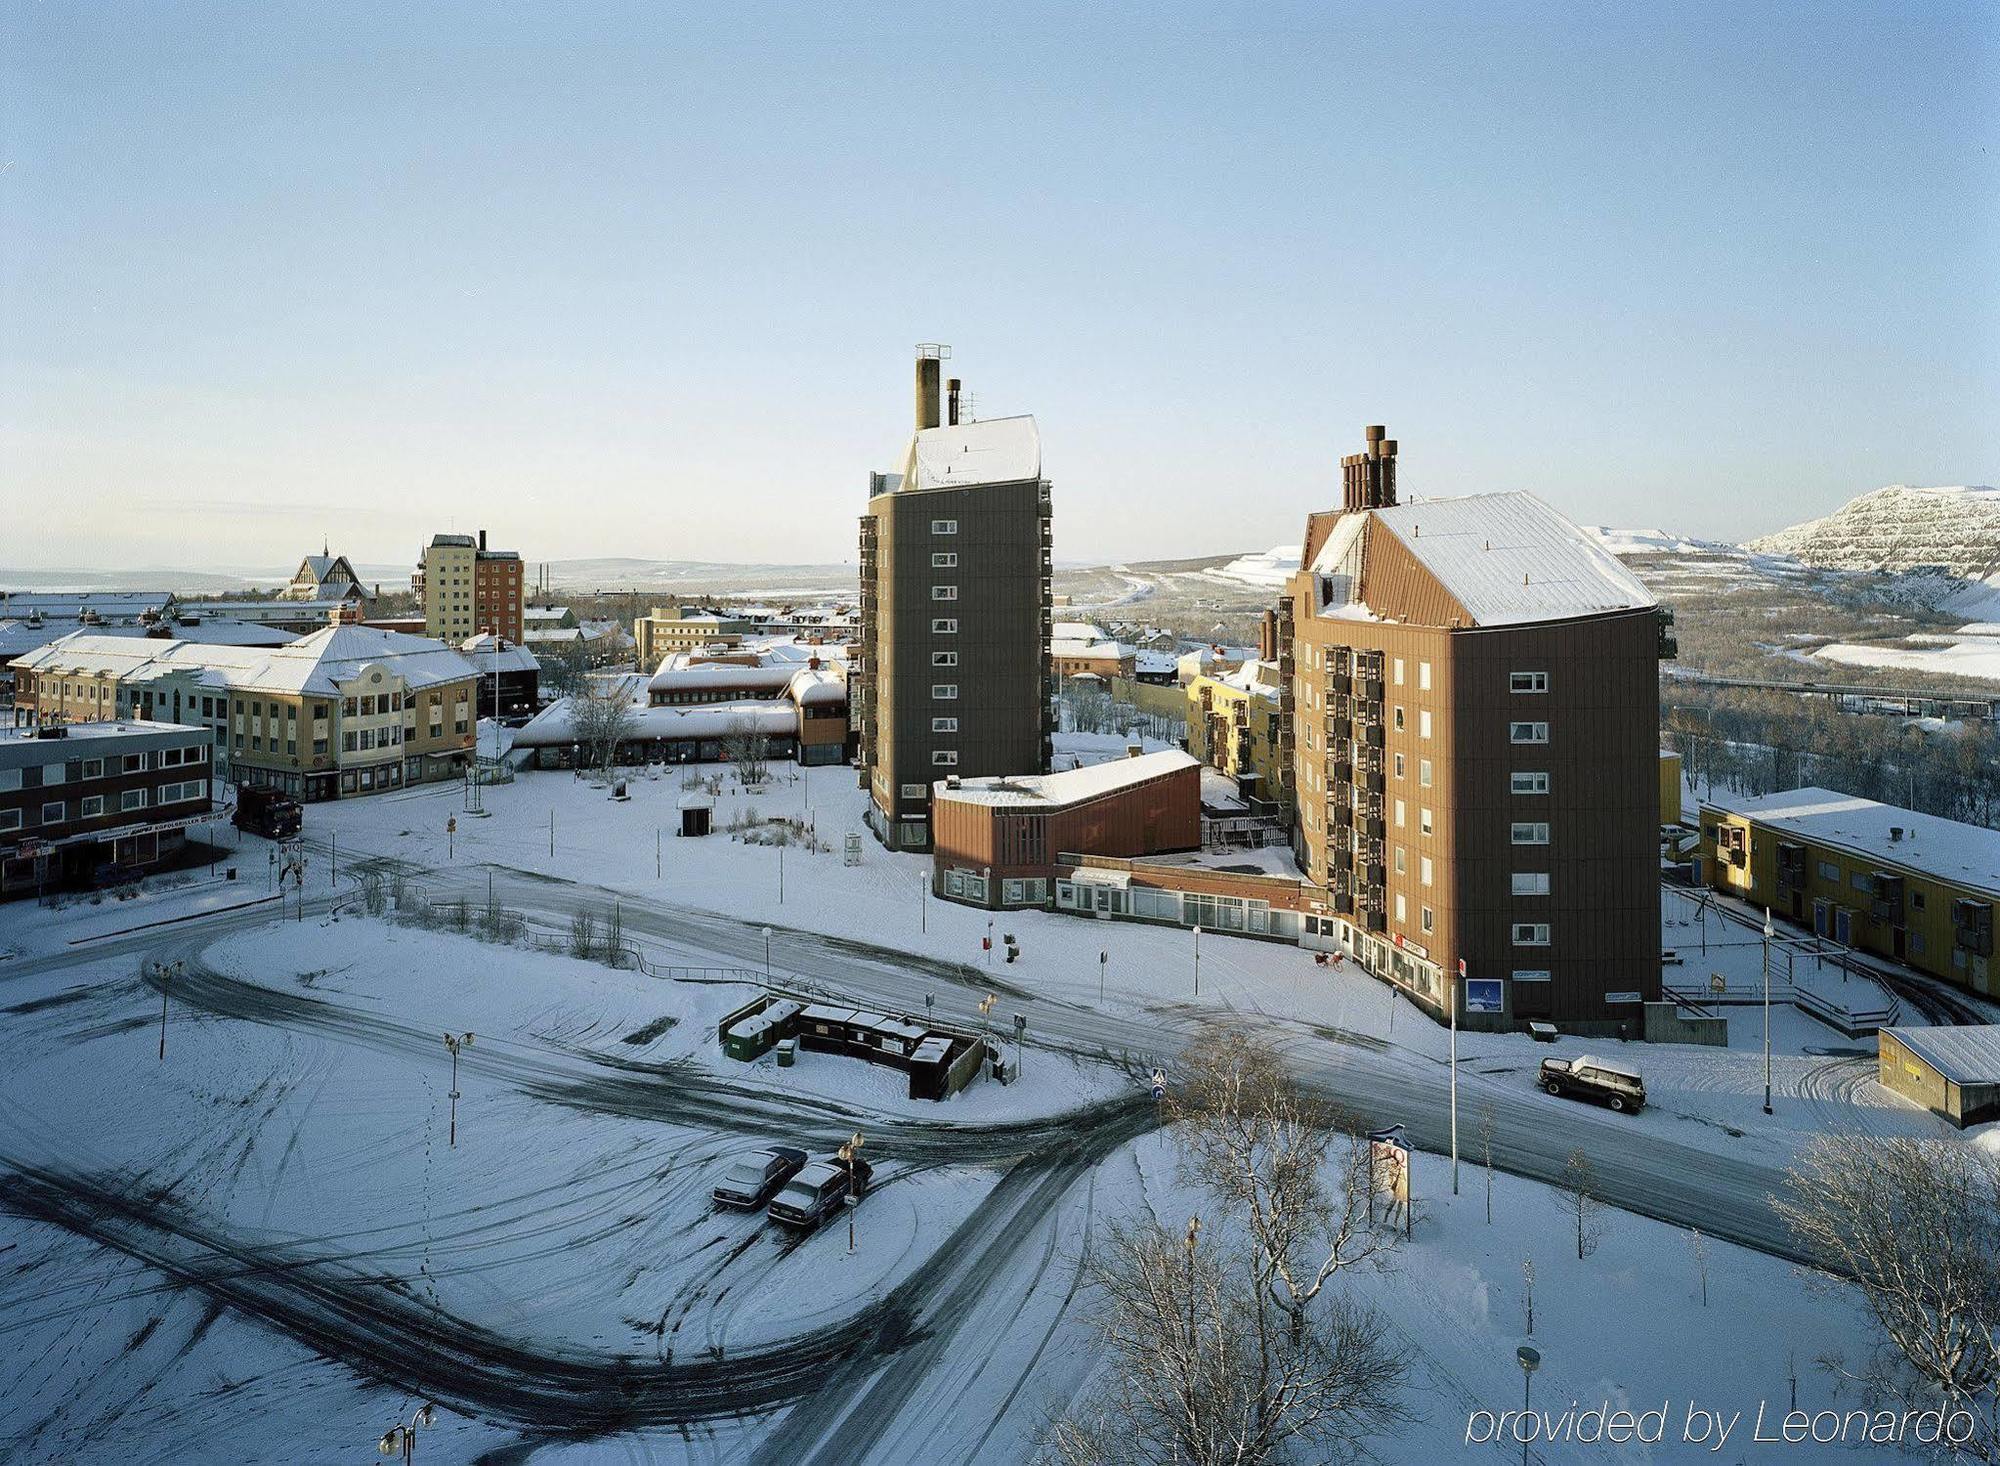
[[15, 626, 478, 697], [907, 415, 1041, 490], [1704, 787, 2000, 899], [935, 748, 1198, 809], [513, 697, 796, 747], [1885, 1026, 2000, 1083]]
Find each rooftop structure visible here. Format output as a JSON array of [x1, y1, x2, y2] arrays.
[[935, 748, 1198, 808], [1702, 787, 2000, 900]]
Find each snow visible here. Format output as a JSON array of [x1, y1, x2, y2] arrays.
[[906, 415, 1041, 489], [1703, 785, 2000, 898], [15, 623, 479, 697], [934, 748, 1197, 807], [1212, 544, 1300, 588], [1749, 484, 2000, 579], [514, 696, 798, 747], [1884, 1024, 2000, 1083], [1813, 631, 2000, 685]]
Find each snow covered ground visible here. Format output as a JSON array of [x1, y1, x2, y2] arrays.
[[0, 752, 1984, 1463], [1813, 627, 2000, 684]]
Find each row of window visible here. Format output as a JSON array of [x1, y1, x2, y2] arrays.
[[0, 780, 208, 830], [0, 745, 206, 792]]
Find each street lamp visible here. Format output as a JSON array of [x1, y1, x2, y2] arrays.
[[378, 1403, 436, 1463], [1515, 1346, 1540, 1466], [839, 1131, 865, 1254], [1762, 907, 1775, 1116], [442, 1033, 473, 1147], [156, 959, 184, 1061], [1192, 924, 1202, 998], [762, 926, 773, 982]]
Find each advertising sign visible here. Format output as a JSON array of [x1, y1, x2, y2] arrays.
[[1464, 978, 1505, 1015]]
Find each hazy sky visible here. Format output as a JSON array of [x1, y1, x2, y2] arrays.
[[4, 1, 1996, 574]]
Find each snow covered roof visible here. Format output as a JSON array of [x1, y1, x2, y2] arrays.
[[1704, 787, 2000, 899], [1134, 650, 1178, 674], [906, 415, 1041, 490], [1883, 1026, 2000, 1084], [15, 626, 478, 698], [0, 590, 172, 622], [512, 697, 798, 747], [459, 634, 542, 674], [1053, 621, 1109, 644], [648, 662, 798, 695], [786, 667, 847, 706], [934, 748, 1198, 809], [1310, 492, 1656, 628]]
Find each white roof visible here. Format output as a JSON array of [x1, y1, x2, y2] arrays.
[[1312, 492, 1656, 628], [1134, 649, 1178, 674], [513, 697, 797, 748], [1884, 1026, 2000, 1083], [935, 748, 1198, 809], [907, 415, 1041, 490], [1704, 787, 2000, 899], [648, 662, 797, 695], [0, 590, 172, 620], [1053, 621, 1109, 643], [459, 634, 542, 674], [15, 626, 477, 698]]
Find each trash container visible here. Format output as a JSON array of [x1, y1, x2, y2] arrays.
[[775, 1038, 796, 1068]]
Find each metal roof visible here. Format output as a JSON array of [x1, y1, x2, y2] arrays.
[[1884, 1026, 2000, 1084]]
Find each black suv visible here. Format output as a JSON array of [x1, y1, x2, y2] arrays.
[[712, 1146, 809, 1210], [1539, 1054, 1646, 1113]]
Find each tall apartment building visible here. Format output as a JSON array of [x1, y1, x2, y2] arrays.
[[854, 347, 1053, 851], [1281, 426, 1669, 1033], [416, 531, 523, 644]]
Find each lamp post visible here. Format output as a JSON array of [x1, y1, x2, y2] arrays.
[[839, 1131, 864, 1254], [1515, 1346, 1540, 1466], [919, 872, 927, 934], [442, 1033, 472, 1147], [762, 926, 773, 982], [1099, 949, 1107, 1003], [1450, 959, 1461, 1196], [1192, 924, 1202, 998], [378, 1403, 436, 1463], [156, 959, 184, 1061], [1762, 907, 1774, 1116]]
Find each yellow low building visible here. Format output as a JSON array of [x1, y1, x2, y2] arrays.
[[1186, 663, 1286, 813], [1658, 749, 1682, 826], [1701, 787, 1997, 998]]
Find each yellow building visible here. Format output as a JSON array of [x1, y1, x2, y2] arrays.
[[1658, 749, 1683, 825], [1186, 663, 1287, 814], [634, 606, 751, 671], [1701, 787, 1997, 997]]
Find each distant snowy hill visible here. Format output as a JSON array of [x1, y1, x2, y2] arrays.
[[1214, 546, 1300, 589], [1747, 485, 2000, 580]]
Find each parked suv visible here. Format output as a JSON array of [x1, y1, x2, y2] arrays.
[[712, 1146, 809, 1210], [768, 1157, 873, 1231], [1539, 1054, 1645, 1113]]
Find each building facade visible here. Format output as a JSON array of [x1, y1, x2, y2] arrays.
[[1700, 788, 1996, 998], [634, 606, 751, 670], [0, 721, 217, 897], [284, 549, 367, 602], [854, 348, 1054, 851], [417, 531, 523, 644], [1186, 662, 1287, 811], [1282, 426, 1668, 1033]]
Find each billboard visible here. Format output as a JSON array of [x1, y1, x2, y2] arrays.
[[1464, 978, 1505, 1015]]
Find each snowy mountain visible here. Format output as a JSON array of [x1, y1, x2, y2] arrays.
[[1747, 485, 2000, 580]]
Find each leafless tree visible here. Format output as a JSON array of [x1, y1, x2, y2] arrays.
[[544, 639, 591, 700], [1522, 1257, 1535, 1335], [568, 910, 598, 960], [568, 688, 636, 778], [1774, 1133, 2000, 1459], [725, 720, 772, 787], [604, 901, 625, 968], [1040, 1031, 1410, 1465], [1555, 1149, 1603, 1260], [1688, 1226, 1711, 1308], [1478, 1104, 1496, 1225]]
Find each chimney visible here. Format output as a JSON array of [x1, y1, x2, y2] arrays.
[[1258, 608, 1277, 661], [478, 529, 487, 552], [914, 345, 946, 431], [1340, 424, 1399, 513], [947, 378, 962, 426]]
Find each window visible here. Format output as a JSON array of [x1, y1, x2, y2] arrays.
[[122, 753, 144, 773], [932, 651, 959, 667], [931, 618, 958, 634], [931, 585, 958, 601], [40, 801, 65, 825], [1512, 923, 1551, 946], [1393, 657, 1405, 685], [1420, 855, 1434, 887], [1393, 753, 1405, 778], [1394, 798, 1406, 828], [1394, 847, 1407, 875], [0, 809, 18, 832], [1393, 706, 1405, 731], [1817, 859, 1840, 882], [1512, 872, 1551, 896], [931, 684, 958, 699], [0, 770, 17, 793], [1509, 721, 1549, 744], [42, 762, 65, 782], [81, 794, 105, 818], [1420, 807, 1433, 835], [1419, 709, 1432, 739], [900, 783, 928, 799], [1418, 759, 1433, 788], [931, 717, 959, 732], [1421, 906, 1434, 933], [931, 518, 958, 534], [931, 552, 958, 568], [1419, 661, 1432, 691], [1395, 893, 1407, 923], [1510, 772, 1550, 795], [1510, 822, 1550, 845], [932, 750, 958, 766], [120, 789, 146, 812], [1510, 671, 1549, 694]]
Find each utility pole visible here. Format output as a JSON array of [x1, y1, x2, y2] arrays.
[[443, 1032, 473, 1147], [1451, 959, 1461, 1196], [655, 828, 661, 881], [156, 960, 182, 1060], [1762, 908, 1775, 1116], [919, 873, 926, 933], [1099, 949, 1107, 1003], [1192, 924, 1202, 997], [549, 808, 555, 858]]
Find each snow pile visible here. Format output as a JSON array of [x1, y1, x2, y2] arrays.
[[1213, 545, 1300, 588]]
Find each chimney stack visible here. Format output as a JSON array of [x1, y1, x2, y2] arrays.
[[1340, 424, 1399, 513], [914, 344, 947, 431], [478, 529, 487, 552], [947, 378, 962, 427]]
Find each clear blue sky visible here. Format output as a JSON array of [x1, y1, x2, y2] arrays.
[[4, 1, 1995, 573]]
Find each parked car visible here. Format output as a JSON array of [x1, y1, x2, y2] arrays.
[[1539, 1054, 1645, 1113], [768, 1156, 874, 1231], [712, 1146, 809, 1210]]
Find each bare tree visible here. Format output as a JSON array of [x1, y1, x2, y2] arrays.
[[568, 910, 598, 960], [1522, 1257, 1535, 1335], [1688, 1226, 1711, 1308], [724, 719, 771, 787], [568, 688, 636, 778], [1041, 1030, 1410, 1465], [1774, 1134, 2000, 1458], [544, 639, 591, 700], [1555, 1149, 1603, 1260], [1478, 1104, 1496, 1225]]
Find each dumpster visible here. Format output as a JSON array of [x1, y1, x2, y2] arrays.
[[776, 1037, 797, 1068]]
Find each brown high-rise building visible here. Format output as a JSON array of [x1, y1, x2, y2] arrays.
[[854, 347, 1053, 851], [1281, 426, 1669, 1033]]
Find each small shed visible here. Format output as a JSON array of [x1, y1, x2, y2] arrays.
[[1878, 1026, 2000, 1127], [678, 792, 715, 838]]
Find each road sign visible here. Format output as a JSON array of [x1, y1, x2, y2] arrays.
[[1013, 1014, 1026, 1038], [1709, 972, 1726, 995], [1149, 1067, 1166, 1102]]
